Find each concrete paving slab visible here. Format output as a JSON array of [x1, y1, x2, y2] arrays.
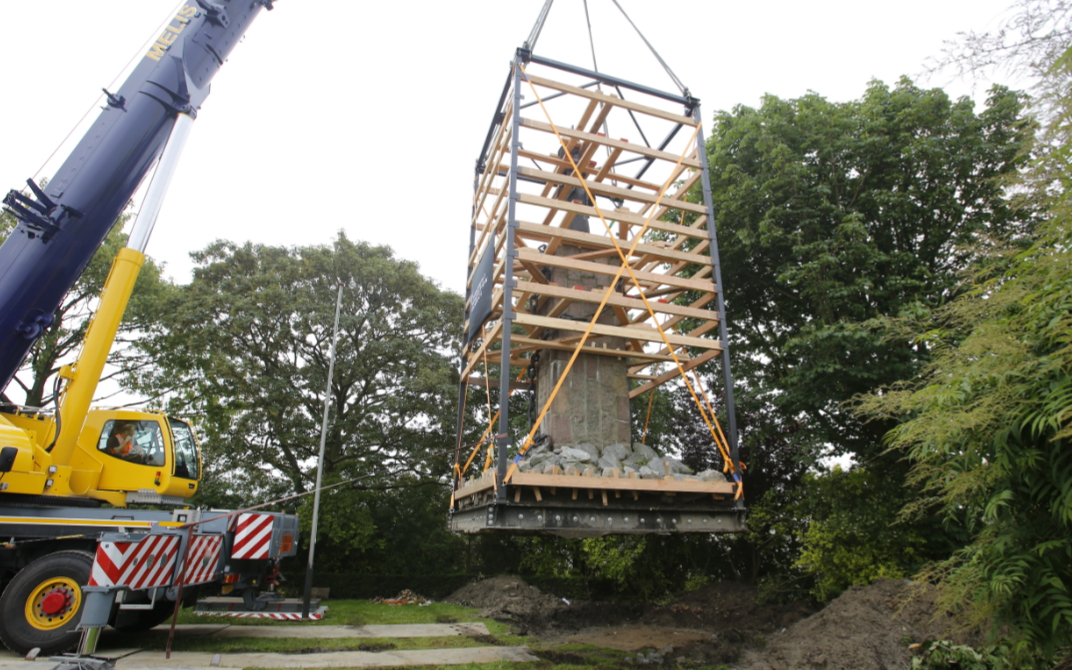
[[0, 646, 538, 669]]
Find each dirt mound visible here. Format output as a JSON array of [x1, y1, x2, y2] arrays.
[[736, 579, 981, 670], [445, 576, 640, 633], [445, 576, 567, 622]]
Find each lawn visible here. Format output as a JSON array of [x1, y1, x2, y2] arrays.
[[143, 599, 725, 670], [177, 600, 494, 628]]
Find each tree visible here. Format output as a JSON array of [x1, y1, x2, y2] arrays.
[[694, 78, 1037, 602], [0, 201, 167, 407], [856, 66, 1072, 663], [858, 210, 1072, 655], [128, 233, 464, 505], [705, 78, 1035, 463]]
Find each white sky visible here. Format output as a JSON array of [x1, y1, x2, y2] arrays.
[[0, 0, 1015, 297]]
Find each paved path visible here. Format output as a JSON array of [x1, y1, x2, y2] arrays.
[[0, 622, 520, 669], [0, 646, 538, 669]]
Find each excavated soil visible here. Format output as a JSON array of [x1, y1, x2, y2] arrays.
[[444, 575, 639, 634], [735, 579, 981, 670], [446, 576, 978, 668]]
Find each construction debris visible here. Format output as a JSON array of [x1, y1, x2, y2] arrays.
[[372, 590, 431, 606]]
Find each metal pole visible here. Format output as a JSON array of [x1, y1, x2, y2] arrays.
[[494, 57, 524, 501], [454, 169, 481, 494], [302, 282, 344, 619], [693, 108, 741, 471]]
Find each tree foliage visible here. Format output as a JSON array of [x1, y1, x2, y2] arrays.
[[857, 207, 1072, 654], [0, 203, 167, 407], [706, 78, 1035, 462], [852, 6, 1072, 658], [128, 233, 464, 502]]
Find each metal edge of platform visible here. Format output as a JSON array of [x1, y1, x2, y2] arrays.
[[450, 501, 746, 536]]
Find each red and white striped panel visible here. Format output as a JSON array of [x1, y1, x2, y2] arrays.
[[88, 535, 180, 589], [180, 535, 223, 585], [195, 609, 326, 620], [231, 513, 275, 559]]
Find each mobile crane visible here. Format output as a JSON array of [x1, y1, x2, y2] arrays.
[[0, 1, 309, 657]]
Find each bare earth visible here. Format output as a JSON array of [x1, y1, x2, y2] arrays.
[[446, 576, 978, 669]]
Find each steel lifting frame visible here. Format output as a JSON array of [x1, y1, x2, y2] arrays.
[[451, 50, 743, 536]]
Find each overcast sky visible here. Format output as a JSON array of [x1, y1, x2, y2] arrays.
[[1, 1, 1016, 297]]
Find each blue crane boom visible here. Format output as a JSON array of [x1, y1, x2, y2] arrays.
[[0, 0, 273, 393]]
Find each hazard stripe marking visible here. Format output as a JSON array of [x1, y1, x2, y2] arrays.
[[194, 609, 326, 620], [89, 535, 180, 589], [232, 513, 274, 560]]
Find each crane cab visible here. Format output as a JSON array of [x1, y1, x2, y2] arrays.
[[0, 407, 201, 506], [82, 410, 201, 504]]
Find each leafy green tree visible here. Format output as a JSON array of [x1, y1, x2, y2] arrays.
[[706, 78, 1034, 463], [857, 185, 1072, 656], [129, 233, 464, 504], [852, 6, 1072, 660], [0, 202, 167, 407], [694, 78, 1036, 601]]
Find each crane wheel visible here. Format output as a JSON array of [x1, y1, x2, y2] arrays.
[[0, 551, 93, 655]]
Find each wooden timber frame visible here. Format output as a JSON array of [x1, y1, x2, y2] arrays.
[[450, 51, 744, 537]]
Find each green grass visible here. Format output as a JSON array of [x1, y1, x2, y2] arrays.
[[177, 600, 486, 627], [140, 598, 733, 670], [138, 634, 519, 654]]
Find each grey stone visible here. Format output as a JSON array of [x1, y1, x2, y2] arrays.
[[667, 459, 693, 475], [601, 467, 617, 478], [543, 463, 557, 475], [559, 446, 593, 462], [638, 465, 657, 477], [564, 464, 582, 476], [699, 469, 728, 483], [623, 466, 637, 475], [603, 443, 632, 461], [632, 442, 660, 462], [574, 443, 600, 461], [597, 454, 623, 471], [528, 452, 553, 468]]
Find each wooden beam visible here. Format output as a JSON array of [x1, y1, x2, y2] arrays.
[[521, 118, 701, 168], [515, 248, 715, 293], [628, 349, 720, 398], [467, 377, 533, 392], [516, 166, 707, 215], [517, 194, 709, 241], [514, 312, 721, 351], [515, 220, 711, 266], [503, 471, 735, 494], [518, 148, 664, 192], [510, 334, 691, 364], [514, 281, 719, 322]]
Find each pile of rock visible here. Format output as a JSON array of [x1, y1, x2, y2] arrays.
[[516, 441, 727, 482]]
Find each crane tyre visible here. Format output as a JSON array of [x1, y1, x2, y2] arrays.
[[0, 550, 93, 655]]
